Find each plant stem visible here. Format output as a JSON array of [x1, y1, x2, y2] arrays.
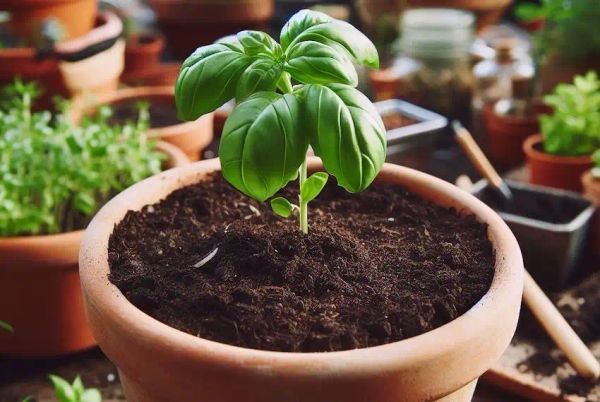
[[299, 158, 308, 234]]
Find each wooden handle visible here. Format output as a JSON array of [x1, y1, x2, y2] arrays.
[[523, 271, 600, 381], [454, 125, 504, 188]]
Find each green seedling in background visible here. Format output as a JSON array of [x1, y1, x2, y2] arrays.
[[175, 9, 386, 233], [0, 320, 12, 332], [0, 80, 164, 236], [540, 71, 600, 156], [49, 375, 102, 402]]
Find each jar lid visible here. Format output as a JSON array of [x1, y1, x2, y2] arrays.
[[400, 8, 475, 59]]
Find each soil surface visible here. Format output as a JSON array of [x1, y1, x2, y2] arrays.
[[479, 184, 588, 224], [382, 112, 418, 130], [108, 174, 495, 353], [108, 99, 181, 128]]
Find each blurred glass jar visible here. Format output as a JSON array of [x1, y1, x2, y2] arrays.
[[473, 38, 534, 110], [389, 8, 476, 122]]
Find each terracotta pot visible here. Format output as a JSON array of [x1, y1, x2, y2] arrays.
[[79, 157, 524, 402], [523, 134, 594, 192], [0, 0, 97, 42], [0, 141, 188, 357], [0, 48, 67, 102], [483, 103, 549, 171], [56, 12, 124, 98], [369, 69, 399, 101], [70, 86, 214, 161], [124, 33, 165, 77], [122, 62, 180, 87], [582, 170, 600, 256], [406, 0, 512, 31], [148, 0, 275, 59]]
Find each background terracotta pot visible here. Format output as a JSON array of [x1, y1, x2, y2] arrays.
[[79, 158, 523, 402], [124, 33, 165, 78], [0, 0, 97, 42], [0, 141, 187, 357], [70, 86, 214, 161], [523, 134, 594, 192], [148, 0, 275, 59], [483, 103, 548, 171], [582, 171, 600, 256], [122, 62, 180, 87], [406, 0, 512, 31]]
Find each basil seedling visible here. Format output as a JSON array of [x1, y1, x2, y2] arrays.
[[176, 9, 386, 233]]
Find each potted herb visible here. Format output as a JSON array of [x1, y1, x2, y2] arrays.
[[524, 71, 600, 192], [80, 10, 523, 401], [516, 0, 600, 93], [0, 81, 188, 357], [70, 86, 214, 161], [582, 150, 600, 255]]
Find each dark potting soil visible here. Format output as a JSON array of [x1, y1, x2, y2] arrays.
[[479, 184, 588, 224], [108, 174, 495, 353], [382, 112, 418, 130], [108, 99, 181, 128]]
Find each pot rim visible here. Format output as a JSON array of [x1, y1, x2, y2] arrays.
[[80, 157, 523, 379], [69, 86, 212, 139], [523, 134, 594, 165]]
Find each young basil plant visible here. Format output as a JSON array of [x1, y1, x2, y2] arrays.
[[0, 320, 13, 332], [175, 9, 386, 233]]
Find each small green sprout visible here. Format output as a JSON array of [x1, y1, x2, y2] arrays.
[[49, 375, 102, 402], [540, 71, 600, 156], [0, 320, 13, 332], [176, 9, 385, 233]]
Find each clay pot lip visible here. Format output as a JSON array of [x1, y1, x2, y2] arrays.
[[483, 103, 550, 125], [0, 0, 84, 6], [126, 33, 165, 52], [80, 157, 523, 377], [0, 141, 187, 244], [523, 134, 594, 165], [69, 86, 212, 139]]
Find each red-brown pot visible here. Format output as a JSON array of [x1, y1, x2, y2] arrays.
[[483, 104, 548, 171], [0, 0, 97, 42], [148, 0, 275, 59], [406, 0, 512, 31], [0, 142, 188, 357], [369, 68, 399, 101], [582, 170, 600, 256], [523, 134, 594, 192], [122, 62, 180, 87], [70, 86, 214, 161], [124, 33, 165, 77], [79, 158, 524, 402]]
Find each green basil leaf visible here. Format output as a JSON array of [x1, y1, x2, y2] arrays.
[[49, 375, 75, 402], [285, 41, 357, 86], [81, 389, 102, 402], [301, 84, 386, 193], [237, 30, 282, 59], [236, 58, 283, 101], [215, 35, 244, 51], [280, 9, 333, 50], [270, 197, 293, 217], [220, 92, 308, 201], [281, 10, 379, 68], [176, 43, 252, 120], [301, 172, 328, 203]]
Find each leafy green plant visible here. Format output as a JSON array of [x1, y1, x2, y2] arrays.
[[517, 0, 600, 63], [175, 9, 385, 233], [49, 375, 101, 402], [0, 81, 164, 237], [592, 149, 600, 178], [540, 71, 600, 156], [0, 320, 13, 332]]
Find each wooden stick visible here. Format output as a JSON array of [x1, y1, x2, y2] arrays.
[[524, 271, 600, 380], [452, 122, 600, 381]]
